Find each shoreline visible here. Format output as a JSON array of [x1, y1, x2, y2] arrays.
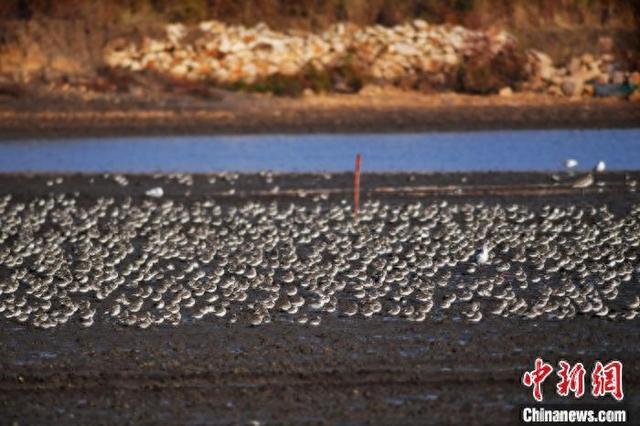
[[1, 92, 638, 139]]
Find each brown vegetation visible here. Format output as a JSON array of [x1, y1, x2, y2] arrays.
[[227, 60, 367, 96], [1, 0, 638, 31], [457, 43, 528, 94]]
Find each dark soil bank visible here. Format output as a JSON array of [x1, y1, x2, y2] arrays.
[[1, 94, 639, 139]]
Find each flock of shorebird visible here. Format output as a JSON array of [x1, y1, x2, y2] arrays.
[[0, 174, 639, 329]]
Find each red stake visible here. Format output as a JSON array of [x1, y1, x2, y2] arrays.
[[353, 153, 361, 218]]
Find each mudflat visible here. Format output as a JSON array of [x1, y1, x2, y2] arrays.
[[1, 91, 638, 139], [0, 172, 638, 424]]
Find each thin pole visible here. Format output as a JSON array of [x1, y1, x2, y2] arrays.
[[354, 153, 361, 219]]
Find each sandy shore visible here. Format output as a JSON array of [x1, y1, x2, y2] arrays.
[[0, 91, 638, 139]]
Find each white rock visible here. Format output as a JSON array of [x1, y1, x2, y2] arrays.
[[561, 76, 584, 97], [390, 42, 420, 56], [498, 87, 513, 97], [166, 23, 186, 45]]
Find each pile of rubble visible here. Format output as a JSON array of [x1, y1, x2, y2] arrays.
[[525, 51, 640, 99], [104, 20, 639, 98], [105, 20, 518, 92]]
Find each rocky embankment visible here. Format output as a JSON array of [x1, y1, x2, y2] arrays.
[[526, 50, 639, 99], [106, 20, 518, 93], [0, 18, 638, 101], [104, 20, 640, 99]]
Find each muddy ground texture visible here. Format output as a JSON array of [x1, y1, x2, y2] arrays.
[[1, 89, 639, 139], [0, 172, 639, 424]]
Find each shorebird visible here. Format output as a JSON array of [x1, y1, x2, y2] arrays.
[[476, 244, 490, 265], [572, 174, 594, 188], [0, 176, 638, 330], [565, 158, 578, 169]]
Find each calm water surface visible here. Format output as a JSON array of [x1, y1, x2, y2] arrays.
[[1, 129, 638, 172]]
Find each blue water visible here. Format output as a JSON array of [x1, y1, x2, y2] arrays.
[[0, 129, 638, 172]]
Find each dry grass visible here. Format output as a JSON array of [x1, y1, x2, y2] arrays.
[[1, 0, 637, 31]]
